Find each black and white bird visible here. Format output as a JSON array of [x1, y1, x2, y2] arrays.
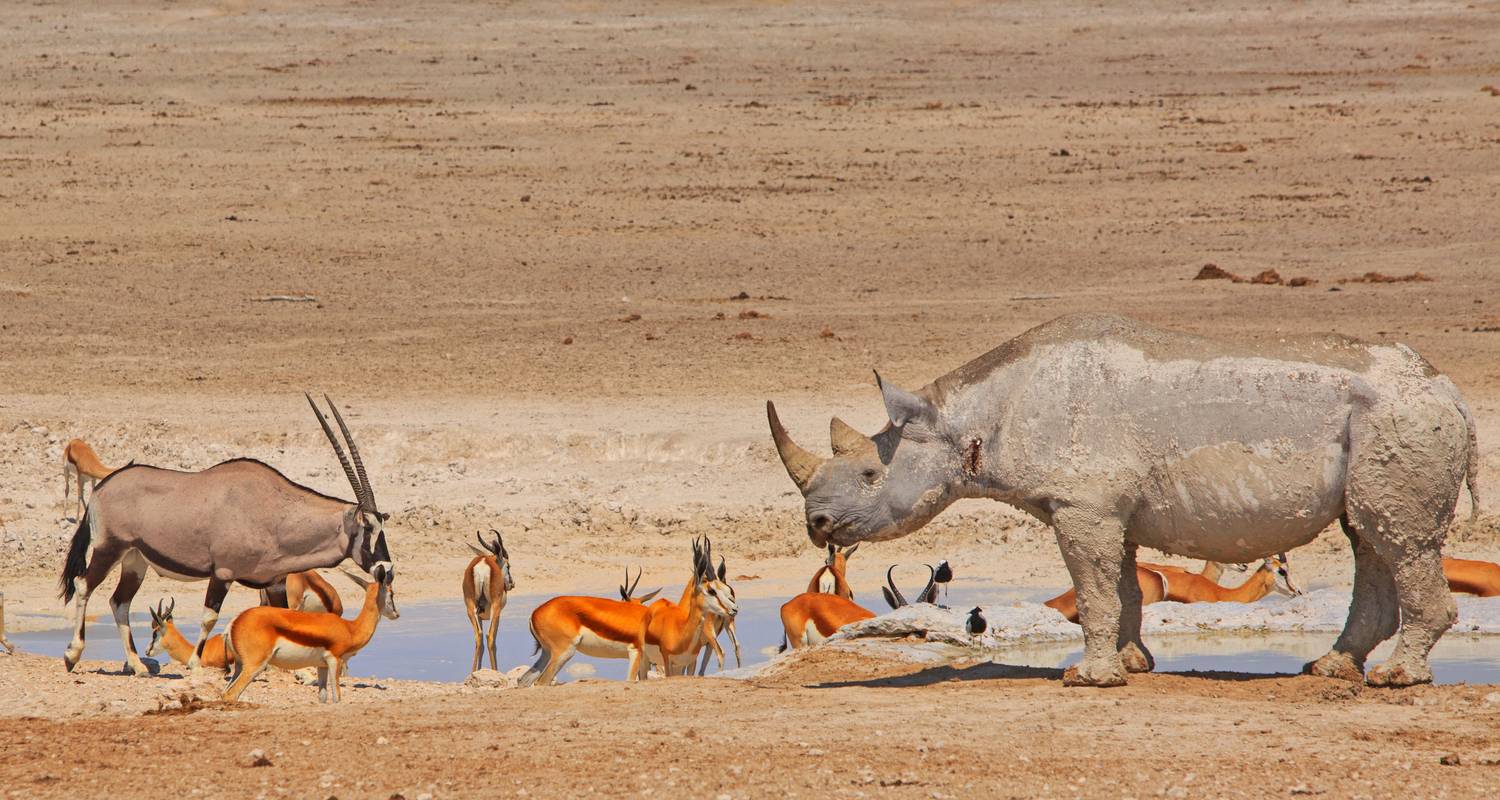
[[965, 606, 987, 638], [932, 560, 953, 606]]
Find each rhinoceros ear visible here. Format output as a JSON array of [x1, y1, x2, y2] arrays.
[[875, 371, 937, 428]]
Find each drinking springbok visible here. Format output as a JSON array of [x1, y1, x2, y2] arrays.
[[259, 571, 345, 615], [62, 438, 117, 520], [780, 545, 875, 650], [58, 394, 394, 676], [463, 529, 515, 672]]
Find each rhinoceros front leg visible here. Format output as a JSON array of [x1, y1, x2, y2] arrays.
[[1116, 541, 1154, 674], [1052, 504, 1129, 687]]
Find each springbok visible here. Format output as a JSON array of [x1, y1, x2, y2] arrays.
[[521, 591, 656, 687], [644, 538, 739, 676], [808, 544, 859, 597], [1444, 557, 1500, 597], [0, 592, 14, 655], [62, 438, 116, 520], [1043, 554, 1301, 623], [58, 394, 394, 676], [145, 599, 232, 670], [694, 555, 743, 676], [881, 564, 939, 609], [223, 565, 398, 704], [463, 529, 515, 672], [618, 567, 662, 605], [259, 571, 345, 615], [780, 546, 876, 649]]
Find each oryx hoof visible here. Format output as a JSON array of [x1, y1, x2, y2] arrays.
[[1366, 661, 1432, 688], [63, 655, 79, 673], [1119, 642, 1154, 674], [1062, 660, 1128, 688], [1302, 652, 1364, 683]]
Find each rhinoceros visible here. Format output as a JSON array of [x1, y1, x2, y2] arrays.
[[767, 313, 1478, 687]]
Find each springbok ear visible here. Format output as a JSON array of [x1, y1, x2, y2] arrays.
[[845, 542, 859, 559], [467, 542, 492, 558], [874, 371, 937, 428], [717, 556, 727, 582], [340, 567, 372, 589]]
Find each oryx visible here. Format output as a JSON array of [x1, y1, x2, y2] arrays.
[[58, 394, 394, 675]]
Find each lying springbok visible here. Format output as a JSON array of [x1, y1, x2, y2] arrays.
[[882, 564, 939, 609], [1043, 554, 1301, 623], [463, 530, 515, 672], [780, 545, 875, 649], [769, 312, 1478, 686], [1444, 557, 1500, 597], [62, 438, 116, 520], [0, 592, 14, 655], [645, 538, 739, 676], [259, 571, 345, 615], [693, 555, 743, 676], [58, 394, 394, 676], [224, 565, 398, 704], [145, 599, 232, 670], [522, 587, 656, 687]]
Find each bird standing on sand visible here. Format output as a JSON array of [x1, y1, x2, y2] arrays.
[[965, 606, 987, 638]]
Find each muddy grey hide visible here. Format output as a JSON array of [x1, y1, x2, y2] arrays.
[[58, 395, 394, 675], [768, 313, 1479, 687]]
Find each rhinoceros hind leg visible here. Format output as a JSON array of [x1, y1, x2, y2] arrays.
[[1305, 516, 1398, 681], [1052, 504, 1129, 687], [1116, 542, 1154, 673]]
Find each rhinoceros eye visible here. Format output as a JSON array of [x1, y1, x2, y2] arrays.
[[861, 468, 880, 482]]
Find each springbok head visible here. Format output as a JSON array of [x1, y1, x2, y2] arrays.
[[618, 566, 663, 604], [692, 537, 738, 620], [341, 563, 400, 620], [467, 529, 515, 592], [767, 373, 962, 547], [306, 393, 392, 575], [882, 564, 939, 610], [1267, 552, 1303, 597], [145, 598, 175, 658]]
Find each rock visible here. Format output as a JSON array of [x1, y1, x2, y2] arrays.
[[247, 749, 273, 767], [834, 604, 977, 646], [465, 668, 516, 689], [1483, 691, 1500, 706], [1440, 754, 1461, 766]]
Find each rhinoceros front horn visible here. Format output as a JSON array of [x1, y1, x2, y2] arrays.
[[829, 417, 876, 458], [767, 401, 824, 493]]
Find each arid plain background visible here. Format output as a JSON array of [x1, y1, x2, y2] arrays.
[[2, 0, 1499, 797]]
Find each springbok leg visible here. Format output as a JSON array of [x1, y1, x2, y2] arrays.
[[485, 602, 502, 671], [187, 578, 230, 676], [465, 605, 485, 673]]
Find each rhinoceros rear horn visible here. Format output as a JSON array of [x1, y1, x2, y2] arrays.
[[829, 417, 876, 458], [767, 401, 824, 493]]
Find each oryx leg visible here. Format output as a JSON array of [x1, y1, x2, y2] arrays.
[[64, 544, 124, 672], [110, 550, 152, 676], [485, 603, 502, 671], [1305, 517, 1398, 681], [1052, 503, 1129, 687], [187, 578, 230, 676], [1116, 542, 1154, 674]]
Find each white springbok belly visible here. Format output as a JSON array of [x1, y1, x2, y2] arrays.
[[574, 627, 634, 659], [802, 621, 827, 647], [269, 640, 331, 670], [1130, 441, 1347, 562]]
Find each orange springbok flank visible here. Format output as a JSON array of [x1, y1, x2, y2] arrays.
[[62, 438, 116, 519], [1044, 554, 1301, 623], [780, 544, 875, 649], [146, 599, 232, 669], [1444, 557, 1500, 597], [645, 538, 738, 676], [521, 594, 654, 687], [223, 565, 398, 703]]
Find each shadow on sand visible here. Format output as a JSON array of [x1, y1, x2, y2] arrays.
[[811, 661, 1302, 689]]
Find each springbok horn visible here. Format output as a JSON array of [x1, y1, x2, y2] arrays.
[[916, 564, 939, 604], [885, 565, 908, 608], [619, 567, 632, 600], [489, 528, 506, 559], [325, 395, 376, 512], [766, 401, 824, 493], [306, 393, 365, 507], [829, 417, 876, 457], [638, 587, 663, 603]]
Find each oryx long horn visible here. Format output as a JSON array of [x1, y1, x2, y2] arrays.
[[325, 395, 376, 512], [767, 401, 824, 492], [916, 564, 939, 605], [885, 564, 908, 608], [829, 417, 876, 458], [306, 393, 365, 507]]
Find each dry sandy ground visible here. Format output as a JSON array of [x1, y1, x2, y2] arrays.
[[2, 0, 1500, 796]]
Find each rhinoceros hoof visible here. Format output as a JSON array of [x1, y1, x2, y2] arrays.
[[1062, 662, 1128, 687], [1366, 662, 1432, 688], [1303, 652, 1364, 683], [1119, 643, 1154, 674]]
